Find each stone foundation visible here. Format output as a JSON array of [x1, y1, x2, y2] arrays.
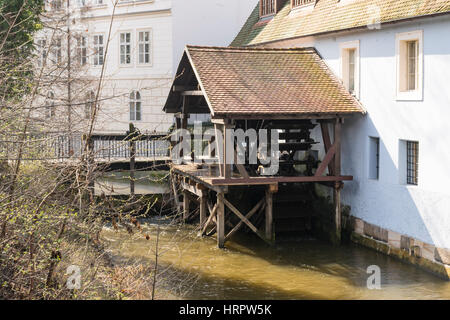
[[349, 217, 450, 281]]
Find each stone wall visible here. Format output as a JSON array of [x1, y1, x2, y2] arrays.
[[350, 216, 450, 281]]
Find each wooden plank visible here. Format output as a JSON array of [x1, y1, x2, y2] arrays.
[[315, 144, 336, 177], [217, 193, 225, 248], [210, 175, 353, 186], [225, 198, 265, 242], [180, 90, 204, 96]]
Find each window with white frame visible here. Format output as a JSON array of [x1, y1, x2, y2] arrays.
[[129, 91, 141, 121], [93, 34, 104, 66], [138, 31, 151, 65], [77, 35, 87, 66], [368, 137, 380, 180], [37, 39, 47, 67], [119, 32, 132, 65], [396, 30, 423, 100], [51, 37, 62, 65], [340, 40, 360, 98]]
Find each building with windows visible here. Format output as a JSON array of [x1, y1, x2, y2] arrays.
[[232, 0, 450, 276], [37, 0, 258, 134], [163, 0, 450, 278]]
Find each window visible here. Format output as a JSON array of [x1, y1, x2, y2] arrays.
[[291, 0, 314, 9], [48, 0, 63, 11], [120, 32, 131, 65], [340, 41, 360, 98], [37, 39, 47, 67], [129, 91, 141, 121], [85, 91, 95, 120], [406, 141, 419, 185], [260, 0, 276, 17], [46, 92, 55, 119], [368, 137, 380, 180], [51, 37, 62, 65], [138, 31, 151, 64], [93, 35, 104, 66], [396, 30, 423, 100], [407, 41, 417, 91], [77, 35, 87, 66]]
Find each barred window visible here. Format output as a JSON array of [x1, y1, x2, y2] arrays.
[[260, 0, 276, 17], [292, 0, 315, 8], [406, 141, 419, 185]]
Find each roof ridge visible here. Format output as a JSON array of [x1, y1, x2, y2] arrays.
[[186, 45, 317, 53]]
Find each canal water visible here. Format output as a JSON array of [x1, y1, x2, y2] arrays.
[[102, 219, 450, 300]]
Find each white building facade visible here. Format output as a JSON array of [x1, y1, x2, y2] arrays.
[[62, 0, 258, 134]]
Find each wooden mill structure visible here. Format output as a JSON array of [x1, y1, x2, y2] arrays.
[[164, 46, 365, 248]]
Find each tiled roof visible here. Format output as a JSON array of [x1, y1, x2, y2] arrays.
[[184, 45, 364, 117], [231, 0, 450, 47]]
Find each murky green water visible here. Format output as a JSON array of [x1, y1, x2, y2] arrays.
[[102, 219, 450, 300]]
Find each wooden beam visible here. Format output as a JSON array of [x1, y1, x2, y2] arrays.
[[201, 202, 218, 236], [199, 191, 207, 227], [223, 122, 232, 179], [265, 187, 274, 242], [333, 119, 342, 245], [173, 85, 197, 92], [214, 124, 224, 177], [220, 194, 268, 244], [180, 90, 204, 96], [315, 144, 336, 177], [217, 193, 225, 248], [320, 121, 335, 176], [210, 176, 353, 186], [225, 198, 265, 242], [183, 190, 190, 222]]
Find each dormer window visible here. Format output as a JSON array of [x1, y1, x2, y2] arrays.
[[291, 0, 315, 9], [260, 0, 276, 17]]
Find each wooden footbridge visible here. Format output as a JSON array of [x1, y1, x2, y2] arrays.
[[164, 46, 365, 248]]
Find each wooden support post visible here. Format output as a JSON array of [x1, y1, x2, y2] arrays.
[[199, 191, 207, 227], [223, 122, 232, 179], [214, 124, 224, 177], [333, 118, 342, 245], [217, 193, 225, 248], [265, 186, 274, 243], [183, 190, 190, 222]]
